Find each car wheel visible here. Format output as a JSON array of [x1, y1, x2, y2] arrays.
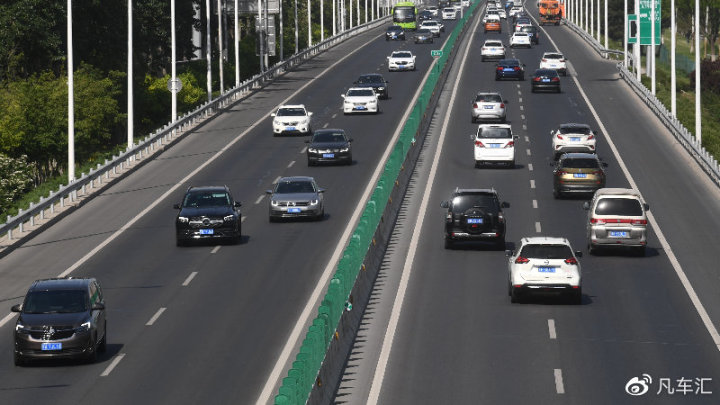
[[176, 238, 186, 247], [316, 209, 325, 221], [507, 160, 515, 169], [481, 56, 486, 62], [510, 286, 522, 303], [269, 216, 277, 223], [520, 75, 525, 81], [508, 281, 513, 296], [307, 159, 314, 167], [346, 154, 353, 165], [553, 188, 561, 199], [98, 323, 107, 353], [495, 237, 505, 250], [635, 246, 646, 257], [14, 352, 24, 367], [474, 160, 482, 168], [471, 116, 476, 123], [531, 87, 536, 93], [587, 242, 596, 255], [557, 87, 561, 93], [444, 237, 454, 249], [86, 341, 98, 363], [571, 288, 582, 304]]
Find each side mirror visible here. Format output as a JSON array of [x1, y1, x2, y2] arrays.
[[644, 203, 650, 211], [602, 162, 609, 167], [505, 249, 514, 257], [234, 201, 242, 208], [308, 112, 313, 116], [504, 99, 509, 103], [341, 94, 346, 98], [470, 134, 475, 140], [353, 81, 358, 84], [318, 188, 326, 193], [305, 140, 310, 143], [501, 201, 510, 208], [582, 201, 591, 210], [265, 190, 273, 195], [270, 113, 276, 117], [92, 302, 105, 311], [173, 203, 181, 209], [348, 138, 354, 142], [513, 135, 519, 140], [385, 80, 389, 83], [575, 251, 583, 258], [440, 201, 449, 208], [11, 304, 21, 313]]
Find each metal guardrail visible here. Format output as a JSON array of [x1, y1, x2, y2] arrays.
[[0, 15, 391, 247], [563, 19, 720, 187]]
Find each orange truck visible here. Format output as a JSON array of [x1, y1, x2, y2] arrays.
[[538, 0, 562, 25]]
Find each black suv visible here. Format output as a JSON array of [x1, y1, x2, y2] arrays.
[[354, 73, 389, 99], [174, 185, 242, 246], [12, 278, 107, 365], [440, 188, 509, 249]]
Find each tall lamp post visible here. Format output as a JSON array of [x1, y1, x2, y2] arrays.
[[127, 0, 133, 151], [68, 0, 75, 181]]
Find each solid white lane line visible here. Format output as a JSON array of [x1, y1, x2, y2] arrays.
[[182, 271, 198, 286], [533, 199, 538, 209], [257, 25, 456, 405], [146, 307, 166, 326], [0, 312, 15, 329], [554, 369, 565, 394], [548, 319, 557, 339], [100, 353, 126, 377], [535, 222, 542, 233], [273, 176, 281, 184], [287, 160, 296, 168], [530, 179, 536, 188], [300, 146, 307, 154], [254, 195, 265, 205], [528, 163, 533, 171], [534, 13, 720, 352], [211, 246, 221, 254], [367, 12, 483, 405]]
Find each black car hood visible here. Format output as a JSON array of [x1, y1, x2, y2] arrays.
[[179, 206, 234, 217], [19, 312, 89, 327], [309, 141, 349, 149]]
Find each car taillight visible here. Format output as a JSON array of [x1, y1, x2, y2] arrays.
[[473, 103, 479, 108], [632, 219, 648, 225], [515, 256, 529, 264], [556, 134, 564, 139], [500, 103, 505, 108], [564, 257, 578, 265], [556, 170, 567, 175], [475, 140, 485, 147], [588, 134, 595, 140], [533, 77, 541, 81], [496, 66, 503, 71], [505, 141, 515, 148], [541, 58, 547, 62], [551, 77, 560, 82], [514, 66, 521, 71]]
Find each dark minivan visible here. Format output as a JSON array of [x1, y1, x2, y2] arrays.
[[12, 278, 107, 365]]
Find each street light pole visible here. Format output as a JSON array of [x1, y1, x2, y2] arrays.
[[308, 0, 312, 47], [217, 0, 224, 93], [67, 0, 75, 182], [206, 0, 213, 100], [127, 0, 133, 151], [670, 0, 676, 115], [171, 0, 178, 122], [695, 0, 701, 142], [295, 0, 299, 53], [650, 0, 655, 95], [235, 0, 240, 84]]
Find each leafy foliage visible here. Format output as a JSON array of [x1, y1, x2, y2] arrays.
[[0, 154, 36, 217]]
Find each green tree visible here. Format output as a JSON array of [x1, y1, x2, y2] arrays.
[[0, 154, 36, 216]]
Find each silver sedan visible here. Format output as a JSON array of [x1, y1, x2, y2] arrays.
[[471, 92, 507, 123], [266, 176, 325, 221]]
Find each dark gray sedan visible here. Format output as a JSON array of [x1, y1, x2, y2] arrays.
[[414, 28, 434, 44], [266, 176, 325, 221], [306, 129, 353, 166], [531, 69, 561, 93]]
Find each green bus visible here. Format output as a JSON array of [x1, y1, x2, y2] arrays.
[[392, 2, 417, 30]]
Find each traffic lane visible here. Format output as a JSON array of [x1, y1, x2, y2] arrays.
[[542, 19, 720, 344]]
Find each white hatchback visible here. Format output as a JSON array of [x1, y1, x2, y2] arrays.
[[271, 104, 313, 136], [387, 50, 416, 71], [551, 123, 597, 159], [471, 124, 517, 167], [539, 52, 568, 76], [341, 88, 379, 114], [507, 236, 583, 304], [510, 32, 532, 47], [419, 20, 444, 36], [480, 39, 506, 61]]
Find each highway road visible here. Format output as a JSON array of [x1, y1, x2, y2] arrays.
[[336, 1, 720, 404], [0, 13, 466, 405]]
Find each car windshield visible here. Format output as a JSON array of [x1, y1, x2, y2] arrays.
[[478, 127, 511, 138], [357, 75, 383, 84], [392, 52, 412, 58], [451, 195, 499, 213], [545, 53, 564, 59], [347, 89, 375, 97], [313, 132, 346, 143], [476, 94, 502, 103], [561, 158, 600, 169], [559, 125, 591, 134], [183, 191, 231, 207], [387, 26, 402, 32], [23, 290, 89, 314], [514, 33, 528, 37], [520, 244, 573, 259], [276, 181, 316, 194], [595, 198, 643, 216], [276, 108, 306, 116]]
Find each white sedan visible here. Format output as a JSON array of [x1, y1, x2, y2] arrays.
[[507, 236, 582, 304], [387, 50, 417, 71], [551, 123, 597, 159], [539, 51, 568, 76], [271, 104, 313, 136], [442, 7, 457, 19], [510, 32, 532, 48], [471, 123, 517, 167], [426, 5, 439, 16], [341, 88, 379, 114], [419, 20, 444, 37], [480, 39, 506, 61]]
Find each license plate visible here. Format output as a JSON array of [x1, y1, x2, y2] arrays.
[[504, 68, 514, 71], [467, 218, 484, 224], [199, 229, 214, 235], [542, 78, 551, 82], [491, 48, 498, 51], [570, 137, 581, 141], [483, 105, 494, 109], [489, 143, 501, 148], [285, 126, 296, 131], [288, 208, 301, 213], [41, 342, 62, 351], [355, 106, 366, 110], [537, 267, 556, 273], [573, 173, 587, 178], [322, 153, 335, 158], [609, 231, 629, 238]]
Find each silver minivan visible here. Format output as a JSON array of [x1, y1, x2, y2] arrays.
[[583, 188, 649, 256]]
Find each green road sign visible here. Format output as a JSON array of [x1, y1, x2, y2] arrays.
[[628, 0, 661, 45], [431, 50, 443, 58]]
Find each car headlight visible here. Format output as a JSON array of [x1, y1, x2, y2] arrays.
[[76, 320, 91, 332], [308, 148, 318, 153], [377, 87, 385, 91], [273, 119, 280, 126], [223, 214, 235, 222], [271, 200, 279, 206], [15, 322, 27, 333], [178, 216, 189, 223], [339, 147, 349, 152], [310, 199, 319, 205], [369, 100, 377, 104], [344, 100, 352, 105]]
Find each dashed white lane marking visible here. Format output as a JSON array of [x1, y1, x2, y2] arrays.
[[273, 176, 281, 184], [100, 353, 126, 377], [530, 179, 536, 188], [241, 216, 247, 222], [548, 319, 557, 339], [322, 122, 329, 128], [535, 221, 542, 233], [300, 146, 307, 154], [254, 195, 265, 205], [182, 271, 198, 286], [519, 105, 524, 111], [146, 307, 167, 326], [554, 369, 565, 394], [287, 160, 296, 168], [523, 124, 527, 130], [332, 113, 338, 119], [525, 136, 530, 142], [519, 97, 523, 103], [528, 163, 533, 171], [533, 199, 538, 209], [0, 313, 14, 329], [211, 246, 221, 254], [526, 149, 531, 156], [521, 114, 525, 120], [516, 84, 521, 88]]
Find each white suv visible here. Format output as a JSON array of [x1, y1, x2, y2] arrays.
[[551, 123, 597, 159], [539, 52, 568, 76], [471, 124, 517, 168], [583, 188, 650, 256], [507, 236, 583, 304], [271, 105, 313, 136], [480, 39, 506, 61]]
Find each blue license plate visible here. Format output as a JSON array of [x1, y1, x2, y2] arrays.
[[504, 68, 514, 71], [467, 218, 484, 224], [288, 208, 301, 213], [537, 267, 556, 273], [355, 106, 366, 110], [199, 229, 214, 235], [483, 105, 494, 109], [285, 126, 296, 131], [489, 143, 501, 148], [609, 231, 629, 238], [41, 342, 62, 351], [322, 153, 335, 158], [573, 173, 587, 178], [570, 137, 581, 141], [542, 79, 551, 82]]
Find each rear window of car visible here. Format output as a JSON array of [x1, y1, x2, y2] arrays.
[[545, 53, 564, 59], [485, 41, 502, 46], [520, 244, 573, 259], [387, 26, 402, 32], [451, 194, 499, 213], [475, 94, 502, 103], [499, 59, 519, 66], [444, 8, 455, 11], [416, 29, 431, 34], [595, 198, 643, 216], [478, 127, 511, 138], [561, 158, 600, 168], [277, 108, 306, 116], [559, 125, 591, 134], [357, 75, 382, 84]]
